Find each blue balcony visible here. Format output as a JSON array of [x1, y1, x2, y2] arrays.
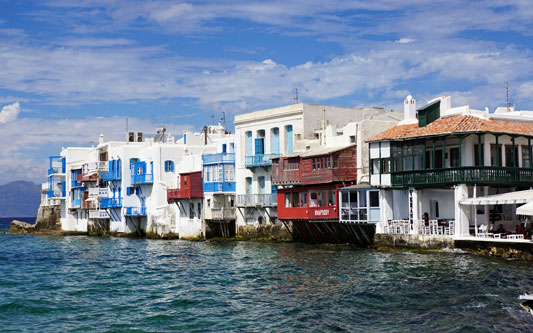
[[203, 181, 236, 193], [245, 154, 280, 168], [131, 173, 153, 185], [125, 206, 147, 216], [103, 170, 122, 181], [48, 179, 66, 198], [202, 153, 235, 165], [48, 156, 66, 175], [101, 198, 123, 208], [47, 189, 66, 198]]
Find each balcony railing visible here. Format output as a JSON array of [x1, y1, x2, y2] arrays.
[[101, 198, 123, 208], [391, 166, 533, 188], [245, 154, 280, 168], [89, 210, 110, 219], [71, 179, 83, 187], [125, 206, 147, 216], [131, 173, 153, 185], [81, 200, 97, 210], [202, 152, 235, 164], [237, 193, 277, 207], [103, 170, 122, 181], [71, 198, 81, 208], [210, 208, 236, 220], [48, 167, 66, 176], [203, 181, 236, 193]]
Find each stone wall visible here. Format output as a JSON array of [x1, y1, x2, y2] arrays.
[[34, 205, 61, 231], [374, 234, 455, 250], [236, 224, 292, 241]]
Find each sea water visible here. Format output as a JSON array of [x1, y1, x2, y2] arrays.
[[0, 218, 532, 331]]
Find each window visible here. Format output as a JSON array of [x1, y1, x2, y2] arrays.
[[505, 146, 519, 167], [292, 192, 299, 208], [473, 144, 484, 166], [522, 146, 531, 168], [309, 191, 318, 207], [371, 159, 380, 175], [369, 191, 379, 207], [382, 158, 390, 173], [300, 192, 307, 207], [197, 202, 202, 219], [312, 158, 316, 170], [350, 135, 356, 144], [207, 199, 211, 207], [327, 189, 336, 206], [285, 193, 292, 208], [491, 144, 502, 167], [164, 160, 174, 172], [224, 165, 235, 181], [183, 175, 188, 186], [333, 155, 338, 168], [449, 148, 459, 167]]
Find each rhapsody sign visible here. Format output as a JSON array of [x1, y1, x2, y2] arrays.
[[314, 209, 330, 216]]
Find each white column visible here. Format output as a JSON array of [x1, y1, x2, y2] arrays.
[[483, 135, 491, 166], [454, 184, 469, 238], [501, 144, 506, 166]]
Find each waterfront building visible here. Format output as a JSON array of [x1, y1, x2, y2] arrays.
[[368, 95, 533, 239], [270, 109, 402, 244]]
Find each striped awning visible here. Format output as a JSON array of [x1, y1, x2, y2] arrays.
[[517, 201, 533, 216], [460, 189, 533, 206]]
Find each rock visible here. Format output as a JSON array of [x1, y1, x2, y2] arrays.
[[9, 220, 35, 234]]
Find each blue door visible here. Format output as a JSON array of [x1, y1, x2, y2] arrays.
[[272, 128, 280, 154], [255, 138, 264, 155], [222, 144, 227, 153]]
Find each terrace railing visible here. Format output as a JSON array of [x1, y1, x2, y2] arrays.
[[202, 153, 235, 164], [245, 154, 280, 168], [391, 166, 533, 187], [236, 193, 277, 207]]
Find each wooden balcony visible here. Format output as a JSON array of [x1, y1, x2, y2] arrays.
[[167, 171, 203, 202], [209, 208, 236, 220], [391, 166, 533, 188]]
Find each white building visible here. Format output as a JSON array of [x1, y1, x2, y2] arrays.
[[233, 103, 401, 232]]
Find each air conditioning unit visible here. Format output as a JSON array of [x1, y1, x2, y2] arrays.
[[128, 132, 135, 142], [137, 132, 143, 142]]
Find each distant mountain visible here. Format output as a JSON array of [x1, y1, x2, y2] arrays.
[[0, 181, 41, 217]]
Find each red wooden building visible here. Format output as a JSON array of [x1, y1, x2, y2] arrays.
[[167, 171, 203, 202], [272, 145, 357, 221]]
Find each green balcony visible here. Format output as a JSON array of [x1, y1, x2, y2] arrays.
[[391, 166, 533, 188]]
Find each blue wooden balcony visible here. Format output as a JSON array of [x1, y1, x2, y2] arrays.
[[48, 156, 66, 175], [125, 206, 147, 216], [71, 198, 81, 208], [202, 153, 235, 165], [47, 179, 66, 198], [236, 193, 277, 207], [391, 166, 533, 188], [131, 173, 153, 185], [101, 198, 123, 208], [103, 170, 121, 181], [203, 181, 236, 193], [245, 154, 280, 168]]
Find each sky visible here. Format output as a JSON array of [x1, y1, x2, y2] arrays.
[[0, 0, 532, 185]]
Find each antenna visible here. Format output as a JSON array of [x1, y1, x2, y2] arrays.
[[292, 88, 299, 103], [210, 113, 215, 125], [505, 81, 511, 112], [126, 118, 129, 143]]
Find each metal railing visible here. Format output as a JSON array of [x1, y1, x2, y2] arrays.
[[210, 208, 236, 220], [202, 153, 235, 164], [89, 210, 110, 219], [391, 166, 533, 187], [131, 173, 153, 185], [125, 206, 147, 216], [244, 154, 280, 168], [203, 181, 236, 193], [101, 198, 122, 208], [236, 193, 277, 207], [103, 170, 122, 181]]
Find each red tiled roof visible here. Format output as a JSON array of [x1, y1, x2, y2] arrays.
[[367, 115, 533, 142]]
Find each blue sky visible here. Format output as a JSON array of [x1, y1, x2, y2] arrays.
[[0, 0, 532, 185]]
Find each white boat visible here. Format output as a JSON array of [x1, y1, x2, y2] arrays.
[[519, 293, 533, 316]]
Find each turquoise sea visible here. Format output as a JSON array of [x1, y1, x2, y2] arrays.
[[1, 218, 532, 331]]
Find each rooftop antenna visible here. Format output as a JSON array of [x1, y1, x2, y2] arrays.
[[322, 108, 326, 146], [210, 113, 215, 125], [292, 88, 299, 103], [222, 111, 226, 129], [505, 81, 511, 112], [126, 118, 129, 143]]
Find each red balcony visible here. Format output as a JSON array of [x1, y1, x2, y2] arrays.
[[77, 173, 98, 182], [272, 145, 357, 186], [167, 171, 203, 202], [276, 185, 340, 220]]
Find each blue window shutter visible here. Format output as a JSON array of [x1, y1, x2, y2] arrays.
[[287, 125, 293, 153], [260, 177, 265, 191], [246, 132, 252, 155], [222, 144, 227, 153], [273, 130, 280, 154], [255, 138, 264, 155]]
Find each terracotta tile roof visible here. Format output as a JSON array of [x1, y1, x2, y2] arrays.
[[367, 115, 533, 142]]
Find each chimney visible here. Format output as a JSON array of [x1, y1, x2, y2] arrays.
[[404, 95, 417, 122], [99, 133, 104, 144]]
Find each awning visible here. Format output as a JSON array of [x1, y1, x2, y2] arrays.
[[517, 201, 533, 216], [459, 189, 533, 206]]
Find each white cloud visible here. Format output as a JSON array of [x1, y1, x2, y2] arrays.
[[395, 38, 414, 44], [0, 102, 20, 123]]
